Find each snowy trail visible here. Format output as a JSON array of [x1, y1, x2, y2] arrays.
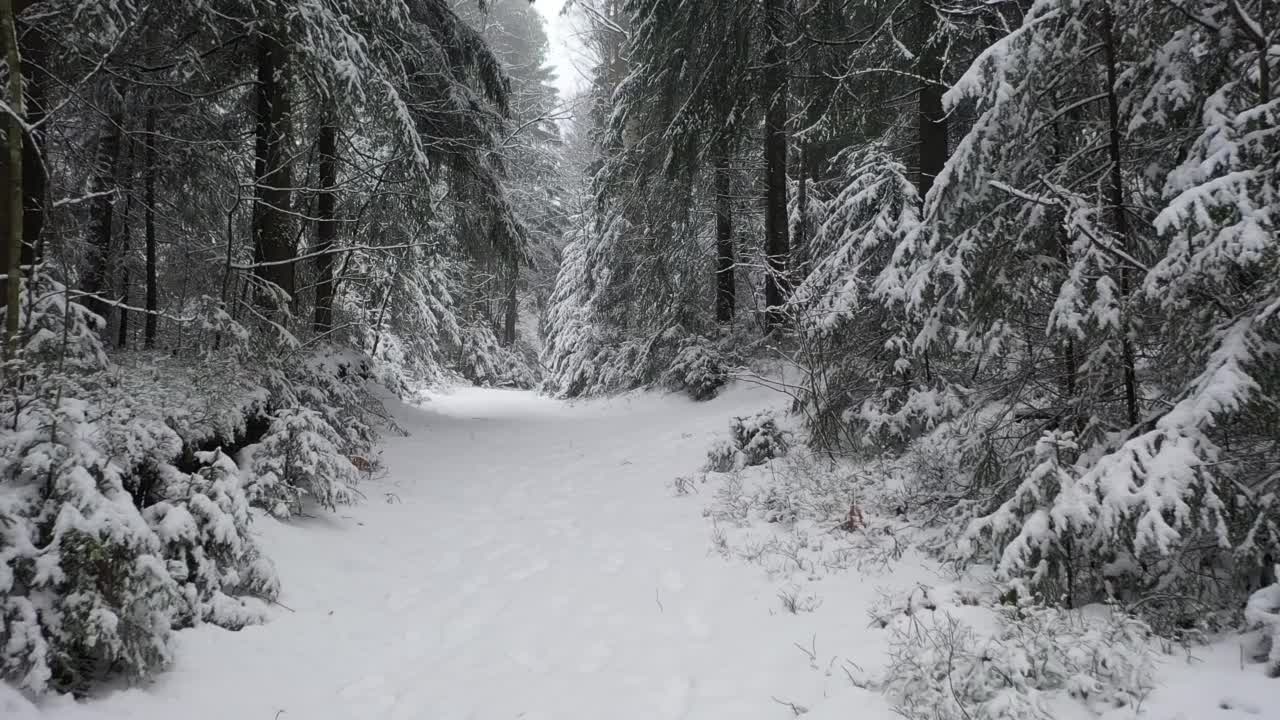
[[50, 384, 890, 720], [27, 384, 1277, 720]]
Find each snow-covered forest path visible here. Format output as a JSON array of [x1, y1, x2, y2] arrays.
[[58, 385, 886, 720]]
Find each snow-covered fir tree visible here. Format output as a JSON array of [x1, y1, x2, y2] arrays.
[[3, 0, 1278, 707], [0, 0, 563, 694], [545, 0, 1279, 634]]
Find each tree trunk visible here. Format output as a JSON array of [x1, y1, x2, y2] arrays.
[[1101, 4, 1138, 428], [252, 30, 296, 311], [81, 93, 125, 331], [117, 190, 131, 349], [2, 0, 22, 355], [796, 146, 807, 263], [144, 107, 158, 347], [761, 0, 790, 329], [917, 0, 947, 199], [18, 16, 44, 270], [794, 28, 825, 277], [714, 145, 735, 324], [502, 253, 517, 346], [313, 120, 337, 333]]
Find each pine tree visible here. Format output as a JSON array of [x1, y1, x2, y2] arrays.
[[1, 0, 554, 693]]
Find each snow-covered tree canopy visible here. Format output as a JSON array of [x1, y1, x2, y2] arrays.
[[544, 0, 1279, 631], [0, 0, 564, 694], [3, 0, 1278, 702]]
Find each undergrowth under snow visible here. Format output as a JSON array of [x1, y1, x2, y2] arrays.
[[4, 383, 1276, 719]]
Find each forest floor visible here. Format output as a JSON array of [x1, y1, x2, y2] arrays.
[[12, 383, 1277, 719]]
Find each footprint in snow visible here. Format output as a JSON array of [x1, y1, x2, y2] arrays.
[[509, 559, 550, 581]]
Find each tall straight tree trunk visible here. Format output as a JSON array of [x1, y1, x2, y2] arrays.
[[313, 120, 337, 333], [252, 30, 296, 311], [917, 0, 947, 198], [910, 0, 947, 385], [502, 253, 517, 346], [118, 190, 132, 348], [1100, 4, 1138, 427], [81, 94, 125, 330], [714, 144, 735, 324], [2, 0, 22, 355], [761, 0, 790, 329], [794, 28, 825, 277], [144, 107, 158, 347], [18, 15, 44, 270]]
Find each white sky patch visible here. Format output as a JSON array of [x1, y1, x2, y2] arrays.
[[532, 0, 588, 100]]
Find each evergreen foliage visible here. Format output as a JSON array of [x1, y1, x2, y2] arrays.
[[551, 0, 1280, 641], [4, 0, 1279, 700], [0, 0, 563, 695]]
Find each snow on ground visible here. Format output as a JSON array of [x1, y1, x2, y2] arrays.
[[15, 382, 1280, 719]]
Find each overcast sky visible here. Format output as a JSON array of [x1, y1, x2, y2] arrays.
[[531, 0, 587, 101]]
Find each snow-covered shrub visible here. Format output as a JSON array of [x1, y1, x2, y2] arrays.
[[100, 353, 270, 460], [662, 337, 730, 401], [882, 428, 969, 526], [453, 324, 539, 388], [543, 325, 669, 397], [701, 452, 907, 577], [757, 483, 804, 525], [265, 346, 381, 457], [868, 584, 986, 629], [249, 346, 393, 518], [885, 605, 1156, 720], [668, 474, 699, 496], [541, 182, 720, 398], [251, 407, 361, 517], [348, 245, 465, 390], [785, 145, 940, 451], [1246, 569, 1280, 677], [705, 411, 791, 471], [0, 395, 179, 694], [952, 406, 1279, 628], [0, 281, 291, 694], [541, 200, 737, 400], [704, 438, 739, 473], [544, 312, 731, 400], [0, 284, 405, 696], [708, 469, 752, 523], [7, 277, 110, 374], [744, 453, 860, 525], [767, 0, 1280, 634], [542, 213, 644, 397], [144, 450, 279, 629], [958, 431, 1084, 602], [1, 281, 176, 693]]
